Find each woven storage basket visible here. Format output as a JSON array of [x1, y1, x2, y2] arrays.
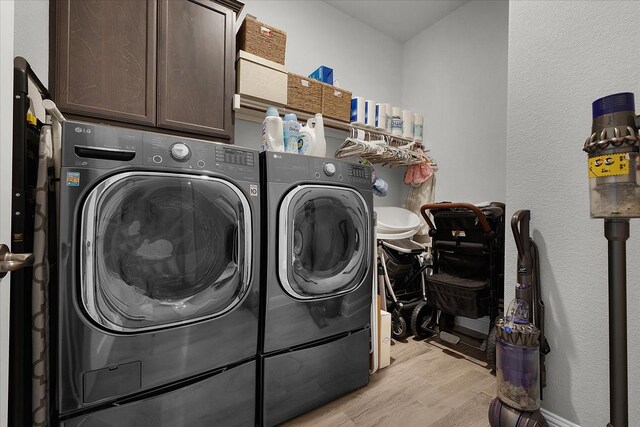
[[238, 15, 286, 65], [287, 73, 322, 114], [321, 83, 352, 122]]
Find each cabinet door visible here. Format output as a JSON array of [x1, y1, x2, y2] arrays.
[[157, 0, 234, 140], [53, 0, 157, 125]]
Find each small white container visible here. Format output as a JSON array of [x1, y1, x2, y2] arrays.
[[385, 104, 392, 132], [350, 96, 365, 125], [402, 110, 414, 139], [375, 103, 386, 130], [414, 113, 424, 141], [365, 99, 376, 127], [391, 107, 403, 136]]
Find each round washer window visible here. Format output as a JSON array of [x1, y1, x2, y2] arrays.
[[279, 185, 370, 299], [81, 172, 252, 332]]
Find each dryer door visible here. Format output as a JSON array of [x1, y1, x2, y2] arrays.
[[80, 172, 252, 332], [279, 185, 370, 299]]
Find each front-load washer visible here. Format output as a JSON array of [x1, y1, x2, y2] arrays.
[[259, 152, 373, 426], [54, 121, 260, 425]]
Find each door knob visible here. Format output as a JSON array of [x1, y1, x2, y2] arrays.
[[0, 244, 34, 278]]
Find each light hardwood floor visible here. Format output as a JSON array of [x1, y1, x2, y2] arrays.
[[284, 337, 497, 427]]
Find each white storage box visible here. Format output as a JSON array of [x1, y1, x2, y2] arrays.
[[236, 50, 287, 106], [379, 310, 391, 369]]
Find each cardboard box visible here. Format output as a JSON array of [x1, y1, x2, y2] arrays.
[[379, 310, 391, 369], [236, 50, 287, 106]]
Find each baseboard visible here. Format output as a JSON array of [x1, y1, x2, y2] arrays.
[[541, 408, 580, 427]]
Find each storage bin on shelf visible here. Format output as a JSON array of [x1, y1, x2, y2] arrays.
[[237, 15, 287, 65], [236, 50, 287, 106], [287, 73, 322, 114], [321, 83, 351, 122]]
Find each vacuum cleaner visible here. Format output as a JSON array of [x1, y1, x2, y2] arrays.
[[583, 92, 640, 427], [488, 210, 550, 426]]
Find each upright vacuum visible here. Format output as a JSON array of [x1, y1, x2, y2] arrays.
[[488, 210, 550, 426], [583, 92, 639, 427]]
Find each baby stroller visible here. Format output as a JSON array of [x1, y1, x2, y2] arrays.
[[378, 238, 430, 340], [415, 202, 505, 367]]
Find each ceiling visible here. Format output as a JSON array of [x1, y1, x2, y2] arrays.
[[325, 0, 469, 43]]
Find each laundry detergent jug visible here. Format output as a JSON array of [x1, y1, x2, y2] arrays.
[[297, 113, 326, 157]]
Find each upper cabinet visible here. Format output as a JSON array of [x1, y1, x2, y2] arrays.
[[157, 0, 233, 139], [51, 0, 242, 141]]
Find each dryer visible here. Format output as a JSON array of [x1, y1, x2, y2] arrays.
[[55, 121, 260, 425], [259, 152, 373, 426]]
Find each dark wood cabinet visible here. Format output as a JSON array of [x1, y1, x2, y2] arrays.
[[157, 0, 234, 139], [53, 0, 157, 126], [51, 0, 242, 141]]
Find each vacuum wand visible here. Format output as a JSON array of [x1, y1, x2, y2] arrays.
[[584, 92, 640, 426], [605, 219, 629, 427]]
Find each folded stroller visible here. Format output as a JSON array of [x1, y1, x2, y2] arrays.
[[378, 239, 429, 339], [416, 202, 505, 366]]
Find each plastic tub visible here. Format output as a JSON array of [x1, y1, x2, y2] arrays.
[[375, 207, 420, 232]]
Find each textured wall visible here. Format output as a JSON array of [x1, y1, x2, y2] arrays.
[[402, 0, 509, 204], [14, 0, 48, 85], [401, 0, 508, 332], [506, 1, 640, 424]]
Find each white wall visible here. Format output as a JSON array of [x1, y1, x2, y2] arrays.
[[401, 0, 508, 204], [401, 0, 508, 333], [235, 0, 408, 207], [506, 1, 640, 424], [14, 0, 48, 85]]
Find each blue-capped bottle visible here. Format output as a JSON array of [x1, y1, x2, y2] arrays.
[[283, 113, 300, 154]]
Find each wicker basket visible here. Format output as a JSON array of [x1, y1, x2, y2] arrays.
[[237, 15, 287, 65], [287, 73, 322, 114], [321, 84, 352, 122]]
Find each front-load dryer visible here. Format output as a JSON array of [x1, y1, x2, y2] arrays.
[[54, 121, 260, 425], [259, 152, 373, 426]]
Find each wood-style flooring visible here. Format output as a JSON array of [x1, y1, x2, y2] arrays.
[[284, 337, 496, 427]]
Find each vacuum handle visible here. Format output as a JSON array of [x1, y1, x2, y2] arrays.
[[420, 203, 492, 233], [511, 210, 531, 260]]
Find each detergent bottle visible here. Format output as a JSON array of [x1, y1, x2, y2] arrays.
[[297, 113, 327, 157], [260, 107, 284, 152]]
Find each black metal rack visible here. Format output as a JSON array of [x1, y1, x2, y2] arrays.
[[10, 56, 54, 427]]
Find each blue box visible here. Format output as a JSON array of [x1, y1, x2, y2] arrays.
[[309, 66, 333, 85]]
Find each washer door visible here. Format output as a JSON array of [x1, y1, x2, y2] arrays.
[[278, 185, 370, 299], [81, 172, 252, 332]]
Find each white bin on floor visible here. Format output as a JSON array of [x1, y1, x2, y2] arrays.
[[379, 310, 391, 369]]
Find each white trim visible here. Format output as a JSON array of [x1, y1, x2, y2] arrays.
[[0, 2, 14, 426], [541, 408, 581, 427]]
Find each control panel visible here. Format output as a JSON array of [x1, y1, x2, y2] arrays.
[[309, 157, 371, 189], [62, 121, 258, 182], [142, 133, 257, 181]]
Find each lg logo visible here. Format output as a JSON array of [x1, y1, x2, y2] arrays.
[[74, 127, 92, 134]]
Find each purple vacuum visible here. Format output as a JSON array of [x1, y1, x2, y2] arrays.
[[488, 210, 550, 426]]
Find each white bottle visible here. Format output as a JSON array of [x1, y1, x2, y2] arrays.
[[283, 113, 300, 154], [298, 113, 327, 157], [260, 107, 284, 152]]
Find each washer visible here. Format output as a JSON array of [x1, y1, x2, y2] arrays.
[[55, 121, 260, 425], [259, 152, 373, 426]]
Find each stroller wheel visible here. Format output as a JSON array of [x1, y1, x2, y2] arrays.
[[411, 302, 434, 339], [392, 314, 409, 340]]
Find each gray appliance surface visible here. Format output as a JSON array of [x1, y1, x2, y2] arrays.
[[56, 121, 261, 416], [61, 360, 256, 427], [261, 152, 374, 353], [261, 328, 370, 427]]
